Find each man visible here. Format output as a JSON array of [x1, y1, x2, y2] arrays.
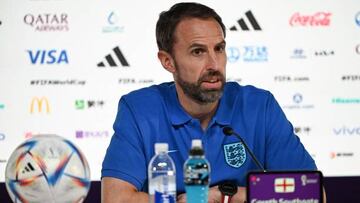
[[101, 2, 317, 203]]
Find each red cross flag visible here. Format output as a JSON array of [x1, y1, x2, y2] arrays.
[[274, 178, 295, 193]]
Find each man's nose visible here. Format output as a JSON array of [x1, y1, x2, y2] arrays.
[[205, 51, 219, 71]]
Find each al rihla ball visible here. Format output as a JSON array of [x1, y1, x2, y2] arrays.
[[5, 134, 91, 203]]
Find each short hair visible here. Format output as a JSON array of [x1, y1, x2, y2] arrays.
[[156, 2, 226, 54]]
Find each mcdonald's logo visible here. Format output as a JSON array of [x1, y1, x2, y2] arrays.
[[30, 97, 50, 113]]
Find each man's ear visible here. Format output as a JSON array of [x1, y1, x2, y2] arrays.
[[158, 50, 176, 73]]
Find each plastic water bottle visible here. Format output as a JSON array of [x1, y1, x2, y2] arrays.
[[148, 143, 176, 203], [184, 139, 210, 203]]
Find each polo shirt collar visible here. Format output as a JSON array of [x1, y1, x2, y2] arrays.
[[166, 83, 192, 126], [212, 85, 235, 126], [165, 83, 236, 126]]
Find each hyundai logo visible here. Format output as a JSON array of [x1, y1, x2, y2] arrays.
[[293, 93, 303, 104]]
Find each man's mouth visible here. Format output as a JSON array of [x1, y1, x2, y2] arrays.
[[206, 78, 219, 83], [201, 78, 222, 89]]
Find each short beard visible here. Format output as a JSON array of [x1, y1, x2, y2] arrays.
[[175, 69, 225, 105]]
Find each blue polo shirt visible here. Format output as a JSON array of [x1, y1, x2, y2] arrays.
[[101, 82, 316, 193]]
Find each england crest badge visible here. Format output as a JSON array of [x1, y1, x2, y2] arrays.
[[223, 142, 246, 168]]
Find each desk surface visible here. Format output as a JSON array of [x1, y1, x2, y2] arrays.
[[1, 177, 360, 203]]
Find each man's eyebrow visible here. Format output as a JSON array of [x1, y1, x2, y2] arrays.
[[216, 40, 226, 47], [188, 40, 226, 49], [189, 43, 207, 49]]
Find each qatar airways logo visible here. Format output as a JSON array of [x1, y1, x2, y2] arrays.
[[24, 13, 69, 32], [289, 12, 332, 27]]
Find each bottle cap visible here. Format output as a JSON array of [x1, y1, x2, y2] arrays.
[[190, 139, 204, 156], [191, 139, 202, 148], [154, 143, 168, 154]]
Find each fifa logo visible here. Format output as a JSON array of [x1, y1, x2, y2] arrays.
[[30, 97, 50, 113]]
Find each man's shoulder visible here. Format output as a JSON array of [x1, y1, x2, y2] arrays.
[[121, 82, 173, 106]]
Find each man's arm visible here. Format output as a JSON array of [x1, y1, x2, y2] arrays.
[[102, 97, 149, 203], [101, 177, 149, 203]]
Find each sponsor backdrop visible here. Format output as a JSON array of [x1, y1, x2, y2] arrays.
[[0, 0, 360, 182]]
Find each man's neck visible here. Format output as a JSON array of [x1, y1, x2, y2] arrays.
[[175, 85, 219, 131]]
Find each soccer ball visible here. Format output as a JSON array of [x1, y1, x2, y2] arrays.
[[5, 134, 91, 203]]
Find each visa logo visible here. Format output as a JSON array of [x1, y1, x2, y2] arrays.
[[27, 49, 69, 64], [333, 126, 360, 135]]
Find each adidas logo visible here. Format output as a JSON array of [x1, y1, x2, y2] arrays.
[[230, 10, 262, 31], [97, 46, 129, 67], [22, 162, 36, 173]]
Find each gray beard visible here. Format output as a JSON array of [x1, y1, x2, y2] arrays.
[[175, 70, 225, 104]]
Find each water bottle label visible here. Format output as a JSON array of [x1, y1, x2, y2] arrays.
[[184, 168, 209, 185], [154, 190, 176, 203]]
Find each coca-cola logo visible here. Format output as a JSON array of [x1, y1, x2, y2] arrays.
[[289, 12, 332, 26]]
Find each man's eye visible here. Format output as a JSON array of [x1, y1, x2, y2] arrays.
[[192, 48, 204, 56], [215, 45, 225, 52]]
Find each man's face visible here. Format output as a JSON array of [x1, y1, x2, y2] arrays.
[[171, 18, 227, 104]]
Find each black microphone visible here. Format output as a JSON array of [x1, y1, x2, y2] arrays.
[[223, 126, 266, 172]]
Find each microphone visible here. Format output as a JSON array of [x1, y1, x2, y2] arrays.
[[223, 126, 266, 172]]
